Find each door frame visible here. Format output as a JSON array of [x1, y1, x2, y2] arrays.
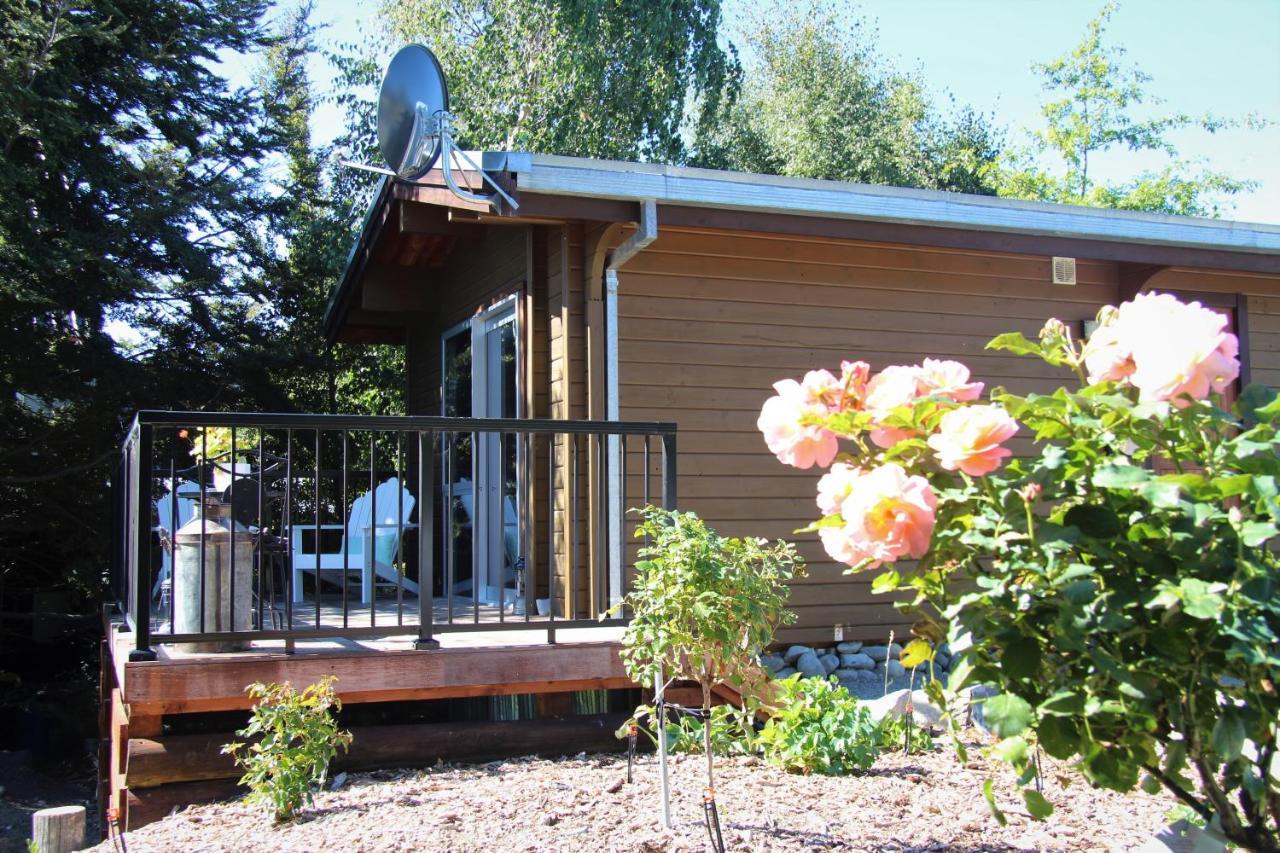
[[439, 294, 524, 605]]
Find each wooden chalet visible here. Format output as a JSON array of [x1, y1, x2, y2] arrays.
[[102, 152, 1280, 830]]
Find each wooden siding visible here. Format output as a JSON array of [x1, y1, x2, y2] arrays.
[[613, 225, 1280, 645]]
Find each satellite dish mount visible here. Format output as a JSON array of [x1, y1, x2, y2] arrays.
[[345, 44, 518, 211]]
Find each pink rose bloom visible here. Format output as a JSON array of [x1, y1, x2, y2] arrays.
[[821, 463, 937, 568], [800, 368, 844, 408], [918, 358, 984, 402], [864, 365, 925, 448], [757, 378, 839, 469], [1121, 293, 1240, 405], [816, 462, 860, 515], [927, 404, 1020, 476], [1083, 321, 1135, 384], [839, 360, 872, 408]]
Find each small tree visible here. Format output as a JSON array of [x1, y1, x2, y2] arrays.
[[614, 507, 802, 833], [223, 676, 353, 822]]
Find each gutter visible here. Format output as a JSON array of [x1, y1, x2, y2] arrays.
[[603, 200, 658, 611]]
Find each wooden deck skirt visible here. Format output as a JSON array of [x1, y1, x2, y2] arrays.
[[101, 621, 635, 833]]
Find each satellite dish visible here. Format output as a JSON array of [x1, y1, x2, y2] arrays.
[[378, 44, 449, 180], [349, 44, 517, 211]]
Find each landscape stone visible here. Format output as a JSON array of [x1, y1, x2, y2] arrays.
[[836, 668, 885, 699], [840, 652, 874, 670], [759, 653, 786, 673], [967, 685, 1001, 733], [865, 689, 946, 727], [819, 653, 840, 674], [835, 641, 863, 654], [773, 666, 797, 680], [795, 651, 826, 678], [783, 645, 811, 664], [860, 640, 901, 660], [933, 652, 951, 669], [884, 660, 907, 679]]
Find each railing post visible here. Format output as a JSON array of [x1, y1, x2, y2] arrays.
[[415, 431, 438, 650], [661, 432, 678, 511], [130, 422, 157, 661]]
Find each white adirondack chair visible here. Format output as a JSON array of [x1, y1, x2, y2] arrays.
[[290, 478, 417, 604], [154, 480, 200, 599]]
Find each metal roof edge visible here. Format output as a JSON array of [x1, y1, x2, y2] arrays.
[[504, 153, 1280, 256]]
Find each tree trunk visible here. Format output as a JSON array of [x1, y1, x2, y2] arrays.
[[32, 805, 85, 853]]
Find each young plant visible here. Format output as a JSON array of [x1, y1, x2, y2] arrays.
[[223, 676, 353, 822], [756, 675, 880, 774], [759, 293, 1280, 850], [621, 703, 755, 757], [613, 507, 802, 826]]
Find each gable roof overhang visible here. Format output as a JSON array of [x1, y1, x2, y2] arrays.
[[324, 152, 1280, 344]]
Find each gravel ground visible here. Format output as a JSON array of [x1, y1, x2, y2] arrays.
[[84, 731, 1178, 852]]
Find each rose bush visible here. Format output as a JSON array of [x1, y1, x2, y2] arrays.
[[759, 292, 1279, 851]]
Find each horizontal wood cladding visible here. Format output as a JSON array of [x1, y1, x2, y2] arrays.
[[615, 228, 1280, 641]]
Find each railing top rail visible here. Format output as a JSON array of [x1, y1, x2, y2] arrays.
[[131, 410, 677, 436]]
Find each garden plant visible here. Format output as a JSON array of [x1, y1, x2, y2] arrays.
[[758, 292, 1279, 851], [612, 507, 802, 842], [223, 676, 353, 822]]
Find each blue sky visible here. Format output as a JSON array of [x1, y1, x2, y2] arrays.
[[244, 0, 1280, 223]]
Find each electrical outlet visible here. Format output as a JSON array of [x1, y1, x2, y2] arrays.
[[833, 624, 844, 642]]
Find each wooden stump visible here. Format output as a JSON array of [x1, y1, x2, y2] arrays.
[[31, 805, 85, 853]]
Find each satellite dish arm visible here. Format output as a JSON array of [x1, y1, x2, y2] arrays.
[[439, 116, 519, 211]]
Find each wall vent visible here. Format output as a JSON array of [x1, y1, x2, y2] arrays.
[[1051, 256, 1077, 285]]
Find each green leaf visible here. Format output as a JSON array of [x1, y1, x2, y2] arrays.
[[983, 778, 1008, 826], [1093, 463, 1150, 488], [1036, 715, 1080, 760], [1022, 788, 1054, 820], [1240, 521, 1278, 547], [982, 694, 1033, 738], [986, 332, 1043, 357], [1001, 637, 1041, 681], [1178, 578, 1226, 619], [996, 736, 1029, 765], [1211, 709, 1245, 762], [1064, 504, 1123, 538]]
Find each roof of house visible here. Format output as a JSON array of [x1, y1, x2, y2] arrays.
[[324, 152, 1280, 342]]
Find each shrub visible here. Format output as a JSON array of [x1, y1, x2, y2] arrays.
[[223, 676, 353, 822], [757, 675, 880, 774], [758, 293, 1280, 849], [624, 703, 755, 756]]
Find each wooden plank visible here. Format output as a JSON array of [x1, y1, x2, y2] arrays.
[[123, 642, 632, 715], [125, 779, 241, 829], [127, 714, 630, 790]]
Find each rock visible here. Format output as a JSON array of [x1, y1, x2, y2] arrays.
[[795, 651, 826, 678], [773, 666, 797, 680], [759, 653, 786, 673], [819, 653, 840, 674], [863, 643, 902, 662], [864, 689, 945, 727], [783, 644, 811, 664], [966, 685, 1001, 733], [884, 660, 907, 680], [330, 772, 348, 791], [836, 668, 883, 699], [606, 777, 624, 794], [840, 652, 874, 670], [933, 652, 951, 669], [836, 641, 863, 654]]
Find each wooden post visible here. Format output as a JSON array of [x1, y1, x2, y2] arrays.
[[31, 806, 85, 853]]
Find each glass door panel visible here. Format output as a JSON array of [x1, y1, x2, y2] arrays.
[[441, 326, 474, 603]]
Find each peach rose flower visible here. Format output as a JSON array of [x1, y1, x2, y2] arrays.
[[864, 365, 925, 448], [820, 463, 937, 568], [918, 358, 984, 402], [927, 404, 1020, 476], [757, 372, 841, 469], [816, 462, 860, 515]]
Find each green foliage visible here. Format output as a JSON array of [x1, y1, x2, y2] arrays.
[[616, 507, 802, 701], [693, 1, 1002, 194], [223, 676, 353, 822], [875, 712, 935, 754], [757, 676, 880, 775], [372, 0, 738, 164], [863, 326, 1280, 850], [998, 2, 1259, 216], [622, 703, 755, 757]]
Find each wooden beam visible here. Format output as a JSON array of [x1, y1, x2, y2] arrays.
[[398, 200, 483, 236], [122, 642, 631, 715], [126, 714, 630, 790], [1117, 263, 1167, 302], [657, 205, 1280, 275]]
